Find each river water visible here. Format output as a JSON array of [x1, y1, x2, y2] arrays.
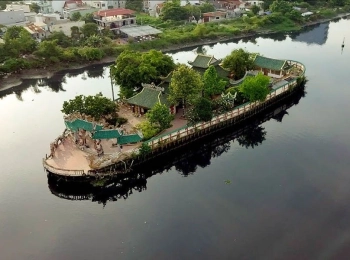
[[1, 18, 350, 260]]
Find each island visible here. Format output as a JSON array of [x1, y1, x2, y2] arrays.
[[43, 49, 306, 185]]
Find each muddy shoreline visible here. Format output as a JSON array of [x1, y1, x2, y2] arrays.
[[1, 13, 349, 91]]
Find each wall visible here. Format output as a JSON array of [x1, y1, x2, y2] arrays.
[[50, 20, 85, 36], [0, 10, 25, 25]]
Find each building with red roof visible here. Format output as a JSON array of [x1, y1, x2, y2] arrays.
[[93, 8, 136, 31]]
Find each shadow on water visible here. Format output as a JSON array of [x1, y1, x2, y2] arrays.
[[0, 63, 110, 100], [48, 86, 307, 207]]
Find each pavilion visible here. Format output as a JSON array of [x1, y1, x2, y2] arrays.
[[188, 54, 231, 79], [253, 55, 292, 78], [126, 83, 175, 116]]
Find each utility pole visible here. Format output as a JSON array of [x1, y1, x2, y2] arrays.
[[110, 67, 115, 101]]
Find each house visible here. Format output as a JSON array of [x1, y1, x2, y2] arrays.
[[253, 55, 291, 78], [5, 4, 31, 13], [62, 0, 98, 19], [188, 54, 231, 79], [0, 10, 25, 26], [36, 1, 54, 14], [245, 1, 264, 7], [83, 0, 126, 10], [126, 82, 176, 115], [218, 0, 246, 10], [93, 8, 136, 31], [24, 22, 48, 41], [149, 1, 200, 17], [202, 11, 228, 22]]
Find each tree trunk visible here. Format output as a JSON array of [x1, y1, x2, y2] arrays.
[[182, 98, 186, 116]]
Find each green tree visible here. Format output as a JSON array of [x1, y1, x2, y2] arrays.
[[35, 40, 63, 61], [125, 0, 143, 12], [70, 26, 80, 40], [78, 46, 104, 61], [161, 0, 188, 21], [330, 0, 346, 6], [239, 73, 270, 102], [222, 48, 254, 80], [199, 2, 215, 13], [85, 35, 104, 47], [184, 5, 201, 21], [61, 93, 117, 120], [30, 3, 40, 13], [138, 142, 152, 157], [46, 31, 71, 47], [111, 49, 175, 98], [169, 64, 203, 115], [70, 12, 82, 21], [81, 23, 99, 38], [251, 5, 260, 15], [286, 9, 303, 22], [146, 103, 174, 130], [270, 0, 293, 14], [203, 65, 226, 98], [137, 121, 160, 140], [0, 58, 30, 73], [187, 97, 213, 123], [3, 26, 37, 56], [81, 13, 95, 23]]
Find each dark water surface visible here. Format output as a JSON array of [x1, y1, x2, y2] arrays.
[[1, 19, 350, 260]]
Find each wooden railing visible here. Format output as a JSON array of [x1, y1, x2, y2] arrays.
[[43, 159, 85, 176], [146, 61, 305, 150]]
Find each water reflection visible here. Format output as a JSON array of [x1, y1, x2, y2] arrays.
[[48, 86, 306, 206], [0, 63, 110, 100], [291, 22, 329, 45]]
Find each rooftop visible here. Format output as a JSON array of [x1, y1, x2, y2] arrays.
[[65, 118, 103, 132], [126, 85, 170, 109], [95, 8, 135, 17], [253, 55, 287, 71], [203, 11, 227, 17], [119, 25, 162, 38], [188, 54, 222, 69]]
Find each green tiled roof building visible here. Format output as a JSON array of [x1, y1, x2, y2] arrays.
[[126, 83, 176, 115], [253, 55, 291, 77], [188, 54, 231, 79]]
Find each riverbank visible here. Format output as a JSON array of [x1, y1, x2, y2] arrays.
[[1, 12, 348, 91]]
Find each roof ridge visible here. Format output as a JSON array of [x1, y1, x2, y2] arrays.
[[127, 87, 145, 100]]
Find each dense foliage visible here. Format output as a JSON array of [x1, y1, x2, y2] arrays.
[[160, 0, 215, 21], [239, 73, 270, 102], [187, 97, 213, 123], [137, 121, 160, 140], [203, 65, 227, 98], [61, 93, 117, 120], [125, 0, 143, 12], [169, 64, 204, 115], [111, 50, 175, 98], [146, 103, 174, 130], [222, 49, 255, 80]]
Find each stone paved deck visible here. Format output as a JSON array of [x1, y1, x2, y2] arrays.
[[45, 108, 187, 172]]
